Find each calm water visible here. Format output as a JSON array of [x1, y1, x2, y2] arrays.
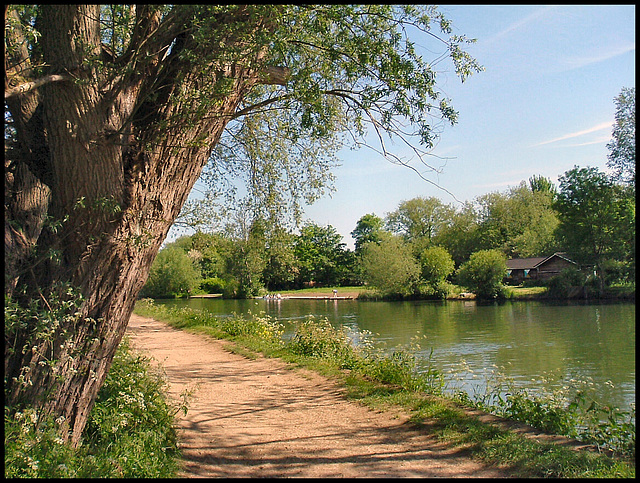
[[156, 298, 635, 411]]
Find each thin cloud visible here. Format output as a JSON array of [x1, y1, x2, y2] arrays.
[[532, 121, 612, 147], [563, 42, 635, 71], [484, 6, 555, 46], [565, 135, 611, 147]]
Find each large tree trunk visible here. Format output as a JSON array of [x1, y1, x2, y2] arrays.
[[5, 5, 278, 445]]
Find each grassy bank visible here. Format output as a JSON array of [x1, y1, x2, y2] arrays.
[[266, 283, 634, 301], [134, 299, 634, 478], [4, 338, 182, 478]]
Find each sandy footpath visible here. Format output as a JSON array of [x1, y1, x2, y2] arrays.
[[126, 313, 514, 478]]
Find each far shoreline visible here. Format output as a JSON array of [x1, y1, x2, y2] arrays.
[[185, 285, 634, 302]]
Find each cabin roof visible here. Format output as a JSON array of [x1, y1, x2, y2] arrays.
[[506, 252, 576, 270]]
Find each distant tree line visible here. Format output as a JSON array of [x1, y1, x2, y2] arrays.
[[142, 168, 635, 299]]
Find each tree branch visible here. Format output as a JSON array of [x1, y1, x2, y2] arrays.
[[261, 65, 291, 86], [5, 74, 71, 99]]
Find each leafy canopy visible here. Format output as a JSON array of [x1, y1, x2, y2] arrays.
[[606, 87, 635, 188], [174, 5, 483, 230], [554, 166, 635, 267]]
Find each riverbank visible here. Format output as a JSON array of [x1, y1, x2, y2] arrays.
[[187, 284, 634, 302], [132, 300, 635, 477]]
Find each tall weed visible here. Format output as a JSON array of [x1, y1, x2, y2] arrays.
[[447, 362, 635, 458]]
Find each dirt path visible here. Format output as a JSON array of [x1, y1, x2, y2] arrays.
[[126, 314, 513, 478]]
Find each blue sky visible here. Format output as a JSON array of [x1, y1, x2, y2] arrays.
[[169, 5, 635, 249]]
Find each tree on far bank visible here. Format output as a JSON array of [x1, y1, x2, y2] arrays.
[[433, 201, 480, 267], [456, 249, 507, 299], [606, 87, 635, 189], [294, 223, 350, 287], [140, 245, 201, 298], [351, 213, 386, 254], [473, 180, 559, 259], [385, 196, 455, 246], [419, 245, 455, 285], [554, 166, 635, 290], [417, 245, 455, 298], [263, 227, 299, 291], [360, 235, 420, 296]]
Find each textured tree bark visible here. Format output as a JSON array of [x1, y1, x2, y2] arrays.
[[5, 5, 278, 445]]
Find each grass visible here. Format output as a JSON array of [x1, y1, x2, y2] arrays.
[[507, 285, 548, 298], [133, 299, 635, 478], [273, 285, 373, 296], [4, 338, 182, 478]]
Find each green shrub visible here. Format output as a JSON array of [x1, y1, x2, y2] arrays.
[[448, 362, 635, 459], [5, 407, 79, 478], [456, 249, 507, 299], [200, 276, 226, 294], [415, 280, 453, 299], [219, 311, 284, 343], [360, 236, 420, 296], [141, 245, 202, 298], [4, 338, 181, 478], [419, 245, 455, 285], [546, 267, 584, 298], [82, 338, 182, 477], [288, 317, 358, 367]]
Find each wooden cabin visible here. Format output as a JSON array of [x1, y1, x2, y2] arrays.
[[505, 252, 578, 284]]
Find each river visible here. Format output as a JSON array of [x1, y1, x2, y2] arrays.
[[155, 297, 635, 412]]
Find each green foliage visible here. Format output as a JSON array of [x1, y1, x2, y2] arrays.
[[554, 166, 635, 289], [357, 343, 444, 394], [385, 197, 455, 244], [200, 277, 226, 294], [225, 220, 268, 298], [432, 201, 479, 267], [606, 87, 635, 187], [546, 267, 586, 298], [294, 222, 352, 287], [5, 407, 79, 478], [447, 362, 635, 459], [474, 182, 560, 258], [81, 338, 182, 477], [136, 299, 284, 346], [288, 317, 358, 367], [263, 228, 299, 291], [179, 4, 483, 230], [4, 339, 181, 478], [161, 162, 634, 301], [218, 311, 284, 343], [351, 213, 386, 254], [456, 249, 507, 299], [360, 235, 420, 296], [4, 284, 88, 406], [419, 245, 455, 284], [528, 175, 557, 196], [141, 245, 202, 298]]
